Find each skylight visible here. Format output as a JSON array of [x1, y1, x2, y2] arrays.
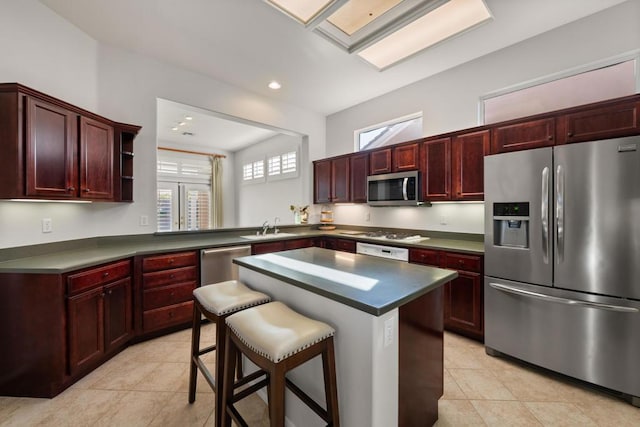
[[265, 0, 492, 70]]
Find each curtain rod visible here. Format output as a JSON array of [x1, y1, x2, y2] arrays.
[[157, 146, 226, 158]]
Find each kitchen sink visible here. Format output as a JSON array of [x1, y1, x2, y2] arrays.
[[239, 232, 297, 240]]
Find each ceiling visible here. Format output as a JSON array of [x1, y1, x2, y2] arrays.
[[39, 0, 628, 116], [156, 99, 280, 151]]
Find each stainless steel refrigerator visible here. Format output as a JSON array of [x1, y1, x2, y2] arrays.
[[484, 135, 640, 406]]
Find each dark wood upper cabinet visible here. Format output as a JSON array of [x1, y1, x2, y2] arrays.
[[80, 116, 114, 200], [422, 137, 451, 201], [25, 97, 77, 198], [349, 153, 369, 203], [491, 117, 555, 153], [557, 100, 640, 144], [0, 83, 140, 202], [451, 130, 489, 201], [313, 155, 351, 203], [313, 159, 332, 204], [331, 155, 350, 203], [392, 143, 420, 172], [370, 148, 392, 175]]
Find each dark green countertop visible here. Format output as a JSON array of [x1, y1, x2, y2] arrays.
[[234, 247, 458, 316], [0, 226, 483, 274]]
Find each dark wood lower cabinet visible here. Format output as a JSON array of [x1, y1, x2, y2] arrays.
[[410, 248, 484, 341]]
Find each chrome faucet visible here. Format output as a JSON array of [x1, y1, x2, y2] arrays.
[[261, 220, 270, 235], [273, 217, 280, 234]]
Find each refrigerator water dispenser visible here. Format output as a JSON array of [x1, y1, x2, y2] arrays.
[[493, 202, 529, 248]]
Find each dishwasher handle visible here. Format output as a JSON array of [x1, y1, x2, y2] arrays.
[[201, 245, 251, 256]]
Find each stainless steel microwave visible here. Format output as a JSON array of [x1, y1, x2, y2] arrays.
[[367, 171, 424, 206]]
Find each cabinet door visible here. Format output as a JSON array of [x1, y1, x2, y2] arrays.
[[422, 138, 451, 201], [349, 153, 369, 203], [25, 97, 77, 198], [393, 143, 419, 172], [331, 156, 350, 203], [313, 160, 331, 204], [452, 130, 489, 201], [104, 278, 132, 351], [370, 149, 392, 175], [80, 117, 114, 200], [557, 100, 640, 144], [444, 271, 483, 339], [68, 287, 104, 374], [491, 118, 555, 153], [283, 238, 314, 250]]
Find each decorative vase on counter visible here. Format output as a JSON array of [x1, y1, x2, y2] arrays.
[[301, 211, 308, 224], [294, 211, 301, 224]]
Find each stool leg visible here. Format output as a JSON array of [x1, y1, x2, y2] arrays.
[[322, 337, 340, 427], [269, 364, 286, 427], [215, 315, 227, 427], [188, 303, 202, 403], [221, 331, 238, 427]]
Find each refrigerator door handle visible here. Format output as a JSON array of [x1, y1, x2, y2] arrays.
[[556, 165, 564, 263], [541, 166, 550, 264], [489, 282, 639, 313], [402, 178, 408, 200]]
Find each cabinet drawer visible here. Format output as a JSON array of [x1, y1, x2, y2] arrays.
[[409, 248, 440, 266], [335, 239, 356, 253], [142, 251, 197, 272], [67, 260, 131, 296], [443, 253, 482, 273], [142, 266, 197, 289], [143, 282, 195, 311], [283, 238, 313, 250], [143, 301, 193, 332]]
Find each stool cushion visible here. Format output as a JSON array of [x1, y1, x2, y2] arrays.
[[193, 280, 271, 316], [226, 301, 335, 363]]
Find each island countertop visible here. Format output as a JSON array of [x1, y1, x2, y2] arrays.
[[233, 247, 458, 316]]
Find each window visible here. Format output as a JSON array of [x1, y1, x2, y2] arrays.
[[281, 151, 297, 174], [356, 113, 423, 151], [268, 155, 281, 176], [482, 59, 637, 124], [245, 151, 298, 183], [157, 152, 212, 232], [243, 160, 265, 182]]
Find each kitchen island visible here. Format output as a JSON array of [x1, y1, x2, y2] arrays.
[[234, 247, 458, 427]]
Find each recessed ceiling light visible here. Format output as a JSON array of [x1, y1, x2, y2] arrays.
[[185, 116, 193, 120], [171, 126, 179, 131], [357, 0, 492, 70], [178, 121, 187, 126], [268, 81, 282, 90]]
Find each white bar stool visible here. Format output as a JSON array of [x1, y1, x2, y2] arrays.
[[188, 280, 271, 427]]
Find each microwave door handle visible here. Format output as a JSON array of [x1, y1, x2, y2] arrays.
[[402, 178, 408, 200], [556, 165, 564, 263], [541, 166, 549, 264]]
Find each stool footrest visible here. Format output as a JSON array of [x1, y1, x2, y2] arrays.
[[233, 369, 266, 389], [198, 344, 216, 356], [286, 377, 330, 422], [226, 404, 249, 427], [232, 377, 270, 404], [193, 357, 217, 391]]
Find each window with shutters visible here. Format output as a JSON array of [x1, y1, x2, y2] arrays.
[[157, 151, 212, 231], [242, 160, 266, 182]]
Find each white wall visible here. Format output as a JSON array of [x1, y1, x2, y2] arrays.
[[325, 0, 640, 234], [0, 0, 325, 249], [234, 133, 306, 227]]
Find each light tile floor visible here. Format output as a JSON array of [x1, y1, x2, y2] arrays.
[[1, 325, 638, 426]]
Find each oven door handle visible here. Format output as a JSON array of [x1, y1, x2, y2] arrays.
[[489, 282, 639, 313]]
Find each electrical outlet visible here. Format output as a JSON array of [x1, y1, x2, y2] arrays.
[[440, 215, 448, 225], [383, 317, 394, 347], [139, 215, 149, 226], [42, 218, 52, 233]]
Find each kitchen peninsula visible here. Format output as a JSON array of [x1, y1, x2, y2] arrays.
[[234, 247, 458, 427]]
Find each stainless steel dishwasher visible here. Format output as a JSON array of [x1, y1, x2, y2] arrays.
[[200, 245, 251, 285]]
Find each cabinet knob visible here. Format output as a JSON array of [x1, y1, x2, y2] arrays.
[[83, 188, 91, 192], [103, 272, 110, 277], [567, 132, 573, 137], [168, 259, 175, 264], [108, 290, 112, 295], [170, 274, 175, 279], [67, 187, 75, 192], [170, 291, 175, 297], [548, 135, 553, 140], [169, 312, 174, 318]]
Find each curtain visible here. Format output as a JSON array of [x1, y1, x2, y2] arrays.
[[211, 156, 223, 228]]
